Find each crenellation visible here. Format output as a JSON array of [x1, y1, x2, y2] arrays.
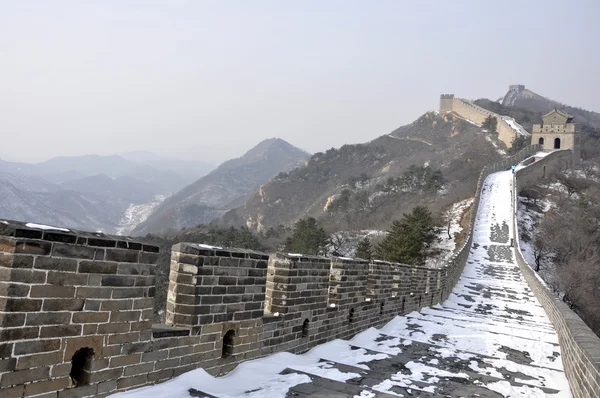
[[439, 93, 530, 148]]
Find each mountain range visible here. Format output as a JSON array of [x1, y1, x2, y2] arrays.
[[0, 140, 310, 235], [501, 86, 600, 128], [218, 112, 502, 234], [215, 85, 600, 235], [131, 138, 311, 235], [2, 85, 597, 238], [0, 153, 214, 233]]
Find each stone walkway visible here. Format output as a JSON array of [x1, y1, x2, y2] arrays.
[[277, 171, 570, 397], [115, 171, 571, 398]]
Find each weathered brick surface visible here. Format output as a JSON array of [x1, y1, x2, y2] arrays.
[[0, 222, 158, 397]]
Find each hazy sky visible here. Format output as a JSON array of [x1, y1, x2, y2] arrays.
[[2, 1, 599, 165]]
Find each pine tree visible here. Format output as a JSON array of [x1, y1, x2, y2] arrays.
[[284, 217, 329, 255], [375, 206, 436, 265], [355, 237, 373, 260], [482, 115, 498, 133], [507, 135, 528, 155]]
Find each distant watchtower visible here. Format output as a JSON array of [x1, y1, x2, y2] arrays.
[[509, 84, 525, 92], [531, 109, 580, 161], [439, 94, 455, 114]]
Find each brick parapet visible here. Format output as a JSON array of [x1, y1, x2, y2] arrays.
[[166, 243, 268, 330], [439, 95, 530, 148], [328, 257, 369, 308], [0, 220, 158, 397]]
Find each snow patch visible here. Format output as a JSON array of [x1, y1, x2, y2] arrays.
[[425, 198, 473, 269], [115, 195, 166, 236], [197, 244, 223, 250], [25, 222, 70, 232]]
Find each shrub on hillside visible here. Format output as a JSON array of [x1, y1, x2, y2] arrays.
[[386, 165, 446, 194]]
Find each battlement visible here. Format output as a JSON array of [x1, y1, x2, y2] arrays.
[[438, 93, 530, 148], [0, 219, 159, 254], [0, 224, 452, 396], [0, 219, 159, 397], [509, 84, 525, 91]]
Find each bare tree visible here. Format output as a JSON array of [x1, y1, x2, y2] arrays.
[[557, 174, 590, 198], [520, 187, 543, 209], [328, 231, 351, 257], [531, 175, 600, 336], [532, 235, 552, 272]]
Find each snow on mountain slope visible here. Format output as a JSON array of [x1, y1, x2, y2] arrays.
[[115, 195, 166, 236], [132, 138, 310, 235]]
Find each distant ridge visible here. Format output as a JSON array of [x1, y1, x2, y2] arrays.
[[0, 151, 214, 234], [501, 84, 600, 128], [218, 111, 505, 233], [131, 138, 310, 235]]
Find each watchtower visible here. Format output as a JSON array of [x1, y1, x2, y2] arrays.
[[439, 94, 455, 114], [531, 109, 580, 162]]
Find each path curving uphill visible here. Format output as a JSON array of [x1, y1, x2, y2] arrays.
[[113, 170, 571, 398]]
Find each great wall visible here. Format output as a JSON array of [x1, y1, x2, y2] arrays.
[[439, 93, 530, 148], [0, 144, 598, 395]]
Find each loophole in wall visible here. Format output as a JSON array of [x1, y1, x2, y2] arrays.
[[222, 330, 235, 358], [70, 347, 95, 387], [302, 318, 310, 337]]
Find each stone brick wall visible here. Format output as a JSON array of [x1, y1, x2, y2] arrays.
[[439, 95, 529, 148], [513, 151, 600, 398], [259, 254, 445, 357], [262, 254, 331, 354], [165, 243, 268, 375], [0, 220, 159, 397], [515, 150, 573, 189], [439, 94, 455, 114], [0, 145, 547, 397]]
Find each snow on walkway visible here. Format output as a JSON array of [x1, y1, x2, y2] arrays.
[[112, 171, 571, 398]]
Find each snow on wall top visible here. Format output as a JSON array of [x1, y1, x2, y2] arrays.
[[0, 218, 159, 252]]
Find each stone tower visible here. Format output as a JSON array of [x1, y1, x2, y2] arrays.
[[439, 94, 455, 114], [531, 109, 580, 161]]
